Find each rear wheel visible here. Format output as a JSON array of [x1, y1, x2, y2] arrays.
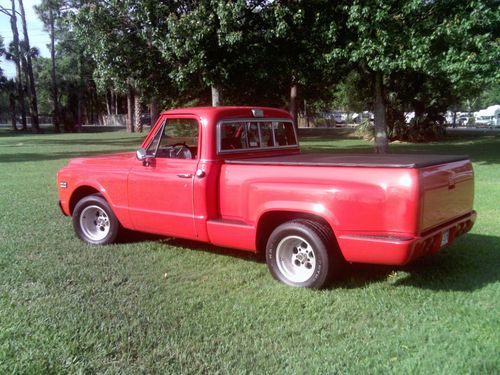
[[266, 219, 342, 288], [72, 194, 120, 245]]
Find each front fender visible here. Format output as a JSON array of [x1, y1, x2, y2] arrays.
[[63, 175, 132, 229]]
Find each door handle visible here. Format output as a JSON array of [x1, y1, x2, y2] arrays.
[[177, 173, 193, 178]]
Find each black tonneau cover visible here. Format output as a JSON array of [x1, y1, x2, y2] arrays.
[[225, 153, 469, 168]]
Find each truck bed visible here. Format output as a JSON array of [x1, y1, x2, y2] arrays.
[[225, 153, 469, 168]]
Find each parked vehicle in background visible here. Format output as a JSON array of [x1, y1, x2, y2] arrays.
[[333, 112, 346, 126], [404, 112, 415, 123], [317, 111, 346, 127], [457, 115, 469, 127], [475, 116, 494, 127], [57, 106, 476, 288], [474, 105, 500, 127], [352, 111, 374, 124], [140, 113, 152, 126]]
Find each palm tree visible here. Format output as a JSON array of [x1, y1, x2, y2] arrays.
[[2, 79, 19, 131], [0, 1, 27, 130], [36, 0, 61, 132], [18, 0, 40, 132]]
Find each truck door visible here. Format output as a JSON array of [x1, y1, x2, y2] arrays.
[[128, 116, 200, 239]]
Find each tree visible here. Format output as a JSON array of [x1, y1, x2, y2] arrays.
[[1, 37, 18, 131], [71, 1, 347, 127], [45, 1, 102, 130], [340, 0, 499, 151], [151, 0, 347, 125], [0, 37, 15, 130], [18, 0, 40, 132], [74, 0, 179, 132], [477, 84, 500, 109], [152, 0, 250, 106], [259, 1, 348, 127], [1, 2, 28, 130], [36, 0, 62, 132]]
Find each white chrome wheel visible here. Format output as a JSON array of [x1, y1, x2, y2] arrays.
[[79, 205, 111, 241], [276, 235, 316, 283]]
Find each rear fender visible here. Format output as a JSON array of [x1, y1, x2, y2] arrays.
[[256, 201, 340, 230], [255, 202, 340, 253]]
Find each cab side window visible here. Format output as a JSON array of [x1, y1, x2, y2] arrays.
[[147, 118, 199, 159]]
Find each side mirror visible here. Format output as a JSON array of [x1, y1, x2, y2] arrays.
[[136, 148, 153, 166], [136, 148, 147, 161]]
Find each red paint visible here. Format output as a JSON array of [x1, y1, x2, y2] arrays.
[[57, 106, 476, 266]]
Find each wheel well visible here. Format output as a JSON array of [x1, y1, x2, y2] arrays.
[[256, 211, 336, 254], [69, 186, 100, 215]]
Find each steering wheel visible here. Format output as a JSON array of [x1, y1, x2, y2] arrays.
[[169, 142, 193, 159]]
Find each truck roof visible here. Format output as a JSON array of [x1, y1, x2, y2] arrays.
[[162, 106, 292, 120]]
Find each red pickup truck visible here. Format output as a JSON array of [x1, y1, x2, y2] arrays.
[[57, 106, 476, 288]]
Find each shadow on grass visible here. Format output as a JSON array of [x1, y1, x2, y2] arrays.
[[119, 231, 499, 292], [335, 233, 499, 292], [19, 138, 143, 147], [120, 230, 264, 264], [0, 149, 136, 163], [393, 233, 499, 291]]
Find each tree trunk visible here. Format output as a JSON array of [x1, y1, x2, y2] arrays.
[[18, 0, 40, 132], [150, 99, 159, 127], [126, 86, 134, 132], [289, 83, 298, 129], [211, 85, 221, 106], [134, 93, 142, 132], [106, 90, 111, 115], [90, 88, 95, 124], [76, 95, 82, 131], [48, 7, 60, 133], [304, 99, 310, 128], [452, 111, 457, 128], [9, 0, 26, 131], [20, 53, 30, 129], [373, 72, 388, 154], [9, 93, 17, 131]]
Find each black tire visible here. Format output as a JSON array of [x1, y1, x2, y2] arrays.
[[72, 194, 120, 245], [266, 219, 343, 288]]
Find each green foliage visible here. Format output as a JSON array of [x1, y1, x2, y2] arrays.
[[336, 0, 500, 143], [259, 1, 346, 97], [74, 0, 178, 107], [71, 1, 347, 108], [476, 83, 500, 109], [5, 0, 498, 136], [154, 0, 283, 104], [0, 130, 499, 373], [311, 71, 371, 114], [32, 57, 52, 114], [354, 118, 374, 140]]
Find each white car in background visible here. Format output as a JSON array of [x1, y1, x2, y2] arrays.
[[474, 105, 500, 127], [475, 116, 494, 127]]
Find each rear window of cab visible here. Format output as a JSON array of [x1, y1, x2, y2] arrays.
[[217, 120, 298, 153]]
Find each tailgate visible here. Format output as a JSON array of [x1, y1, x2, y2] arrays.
[[420, 159, 474, 232]]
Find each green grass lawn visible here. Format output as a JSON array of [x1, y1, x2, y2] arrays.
[[0, 129, 499, 374]]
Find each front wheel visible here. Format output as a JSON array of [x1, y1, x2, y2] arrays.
[[266, 219, 342, 288], [72, 194, 120, 245]]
